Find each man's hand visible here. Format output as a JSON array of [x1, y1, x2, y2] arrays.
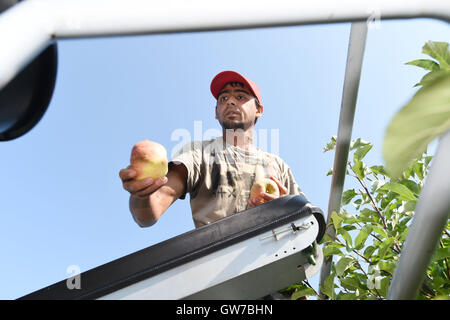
[[119, 167, 168, 199], [247, 176, 288, 208]]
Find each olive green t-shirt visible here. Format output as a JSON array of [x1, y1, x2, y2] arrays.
[[170, 136, 308, 228]]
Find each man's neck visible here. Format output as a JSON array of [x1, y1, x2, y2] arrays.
[[222, 127, 256, 152]]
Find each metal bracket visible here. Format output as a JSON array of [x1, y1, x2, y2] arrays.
[[259, 221, 313, 241]]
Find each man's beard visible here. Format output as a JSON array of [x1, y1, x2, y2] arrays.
[[219, 118, 245, 130]]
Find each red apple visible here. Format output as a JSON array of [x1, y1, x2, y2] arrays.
[[129, 140, 168, 180], [250, 178, 280, 204]]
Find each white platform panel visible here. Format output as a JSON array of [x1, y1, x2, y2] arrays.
[[99, 214, 320, 300]]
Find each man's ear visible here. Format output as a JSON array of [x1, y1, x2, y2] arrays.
[[255, 104, 264, 120], [215, 105, 218, 120]]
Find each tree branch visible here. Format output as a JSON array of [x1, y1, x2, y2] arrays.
[[348, 161, 403, 254], [354, 260, 383, 300], [440, 240, 450, 280], [303, 280, 322, 299], [335, 237, 371, 264], [348, 161, 388, 229]]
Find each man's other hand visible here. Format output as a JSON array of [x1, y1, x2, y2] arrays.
[[247, 176, 288, 208]]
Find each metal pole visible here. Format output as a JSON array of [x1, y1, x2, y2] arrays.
[[0, 0, 449, 91], [318, 22, 368, 298], [388, 130, 450, 300]]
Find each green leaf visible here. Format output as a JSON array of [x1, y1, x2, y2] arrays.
[[341, 211, 359, 224], [424, 155, 433, 167], [378, 260, 397, 275], [378, 237, 395, 259], [281, 282, 304, 292], [398, 226, 410, 243], [350, 138, 371, 150], [417, 69, 448, 87], [359, 208, 374, 218], [342, 225, 357, 232], [342, 189, 358, 206], [352, 198, 363, 210], [359, 208, 381, 225], [338, 292, 358, 300], [378, 277, 391, 297], [400, 180, 421, 195], [340, 277, 362, 291], [422, 41, 450, 71], [406, 59, 440, 71], [354, 144, 373, 161], [433, 247, 450, 262], [323, 242, 344, 257], [371, 180, 385, 193], [380, 192, 397, 211], [383, 73, 450, 178], [321, 273, 336, 299], [379, 182, 417, 201], [433, 295, 450, 301], [319, 232, 332, 245], [370, 165, 390, 177], [336, 256, 355, 276], [353, 159, 365, 180], [355, 225, 373, 250], [364, 246, 377, 259], [404, 200, 417, 212], [331, 211, 343, 231], [372, 225, 388, 239], [324, 136, 337, 152], [412, 161, 424, 180], [339, 228, 353, 249], [291, 287, 317, 300]]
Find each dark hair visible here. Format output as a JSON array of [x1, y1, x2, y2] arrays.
[[253, 97, 261, 125]]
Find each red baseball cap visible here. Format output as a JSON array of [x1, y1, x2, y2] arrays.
[[210, 70, 262, 103]]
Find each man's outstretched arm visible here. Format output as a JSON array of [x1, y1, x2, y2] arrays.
[[120, 163, 188, 227]]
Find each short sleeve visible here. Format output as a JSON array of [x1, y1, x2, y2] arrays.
[[169, 141, 203, 200]]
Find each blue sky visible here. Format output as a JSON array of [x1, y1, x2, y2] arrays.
[[1, 17, 448, 300]]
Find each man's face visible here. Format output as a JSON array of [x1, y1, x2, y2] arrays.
[[215, 82, 263, 130]]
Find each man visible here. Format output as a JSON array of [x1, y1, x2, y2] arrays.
[[119, 70, 307, 228]]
